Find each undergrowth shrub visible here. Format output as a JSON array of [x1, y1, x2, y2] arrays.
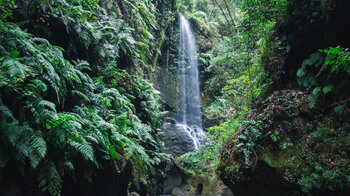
[[297, 47, 350, 111]]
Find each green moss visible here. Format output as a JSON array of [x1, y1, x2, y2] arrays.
[[261, 145, 303, 172]]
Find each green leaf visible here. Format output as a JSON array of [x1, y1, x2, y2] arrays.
[[334, 103, 347, 114], [0, 105, 15, 119], [11, 50, 20, 58], [309, 87, 321, 108], [38, 161, 62, 196], [322, 85, 333, 94], [29, 135, 47, 168], [69, 140, 95, 163], [297, 68, 306, 77], [3, 58, 33, 77]]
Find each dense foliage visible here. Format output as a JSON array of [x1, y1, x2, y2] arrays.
[[1, 0, 350, 195], [0, 0, 171, 195], [175, 0, 350, 195]]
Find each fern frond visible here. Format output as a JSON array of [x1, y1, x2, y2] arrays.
[[69, 139, 95, 163], [39, 100, 56, 112], [123, 136, 150, 164], [64, 160, 74, 171], [2, 57, 33, 77], [72, 59, 91, 71], [1, 120, 46, 168], [26, 79, 48, 93], [28, 133, 47, 168], [30, 37, 51, 46], [135, 123, 156, 144], [38, 161, 62, 196], [25, 99, 58, 124], [0, 104, 14, 120]]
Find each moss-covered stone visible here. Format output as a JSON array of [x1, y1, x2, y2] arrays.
[[172, 150, 233, 196], [217, 90, 350, 195]]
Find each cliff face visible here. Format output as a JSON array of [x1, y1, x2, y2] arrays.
[[153, 16, 196, 157], [153, 12, 218, 195]]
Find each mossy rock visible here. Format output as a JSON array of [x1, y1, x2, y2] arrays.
[[172, 154, 233, 196], [217, 90, 309, 195], [218, 90, 350, 195]]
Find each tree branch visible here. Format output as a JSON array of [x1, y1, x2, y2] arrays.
[[329, 98, 350, 107], [212, 0, 231, 26], [223, 0, 236, 27]]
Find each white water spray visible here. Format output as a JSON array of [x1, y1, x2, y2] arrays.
[[177, 14, 206, 150]]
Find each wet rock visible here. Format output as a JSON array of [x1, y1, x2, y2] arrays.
[[154, 66, 179, 112], [159, 121, 196, 156], [163, 162, 186, 194]]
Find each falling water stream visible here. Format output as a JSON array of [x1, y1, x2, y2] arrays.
[[176, 14, 206, 150]]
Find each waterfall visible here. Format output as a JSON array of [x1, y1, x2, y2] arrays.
[[176, 13, 206, 150]]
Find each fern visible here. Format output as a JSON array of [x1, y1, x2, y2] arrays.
[[1, 119, 46, 168], [28, 133, 47, 168], [0, 1, 169, 193], [297, 50, 350, 109], [25, 99, 59, 124], [68, 139, 95, 163], [64, 160, 74, 171], [38, 161, 62, 196], [322, 85, 334, 94], [309, 87, 321, 108], [319, 46, 350, 73], [134, 122, 156, 144], [2, 57, 33, 77], [27, 79, 48, 94], [0, 103, 14, 120], [297, 52, 324, 88]]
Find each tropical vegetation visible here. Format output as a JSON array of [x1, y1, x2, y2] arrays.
[[1, 0, 350, 195]]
